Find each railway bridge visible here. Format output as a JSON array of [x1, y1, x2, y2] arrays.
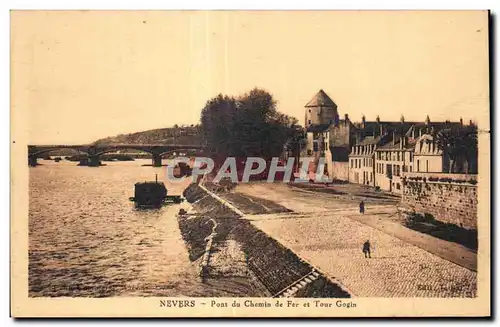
[[27, 144, 204, 167]]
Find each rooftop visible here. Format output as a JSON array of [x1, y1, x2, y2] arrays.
[[305, 89, 337, 108], [357, 135, 383, 146]]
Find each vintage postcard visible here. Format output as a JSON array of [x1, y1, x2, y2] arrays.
[[11, 10, 490, 317]]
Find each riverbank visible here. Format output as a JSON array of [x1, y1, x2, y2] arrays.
[[180, 183, 351, 298]]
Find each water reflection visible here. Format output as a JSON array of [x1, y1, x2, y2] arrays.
[[29, 159, 206, 297]]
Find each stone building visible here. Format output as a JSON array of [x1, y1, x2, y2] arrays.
[[304, 89, 339, 129], [349, 136, 382, 186], [374, 135, 416, 193], [302, 89, 477, 191]]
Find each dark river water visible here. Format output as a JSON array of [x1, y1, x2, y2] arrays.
[[28, 159, 214, 297]]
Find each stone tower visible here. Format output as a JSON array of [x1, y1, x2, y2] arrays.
[[304, 89, 339, 128]]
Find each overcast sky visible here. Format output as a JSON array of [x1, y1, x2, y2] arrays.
[[12, 10, 489, 144]]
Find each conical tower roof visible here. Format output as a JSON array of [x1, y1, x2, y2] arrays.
[[305, 89, 337, 107]]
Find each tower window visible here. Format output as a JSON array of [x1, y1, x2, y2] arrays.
[[308, 120, 311, 125], [308, 109, 311, 113]]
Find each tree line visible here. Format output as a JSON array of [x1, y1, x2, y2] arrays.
[[200, 88, 305, 161]]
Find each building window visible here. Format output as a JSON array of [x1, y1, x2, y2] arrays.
[[426, 160, 429, 172], [410, 165, 412, 172], [308, 109, 311, 113], [313, 141, 318, 152], [350, 159, 353, 168], [308, 120, 311, 125], [394, 165, 400, 177], [417, 160, 420, 172], [396, 183, 401, 190]]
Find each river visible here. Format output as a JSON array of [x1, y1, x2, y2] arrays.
[[29, 159, 222, 297]]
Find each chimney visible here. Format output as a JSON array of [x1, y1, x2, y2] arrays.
[[362, 115, 366, 128], [344, 114, 349, 125], [469, 119, 474, 126], [425, 115, 430, 125], [376, 115, 380, 123], [460, 117, 463, 127], [400, 115, 405, 123]]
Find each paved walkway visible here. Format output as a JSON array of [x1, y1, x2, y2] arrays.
[[227, 183, 477, 297]]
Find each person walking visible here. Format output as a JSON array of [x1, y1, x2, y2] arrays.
[[359, 200, 365, 214], [363, 240, 371, 258]]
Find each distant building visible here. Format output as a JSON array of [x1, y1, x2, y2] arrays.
[[302, 89, 477, 192], [304, 89, 339, 129], [349, 135, 383, 187]]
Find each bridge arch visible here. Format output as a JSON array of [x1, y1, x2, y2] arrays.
[[29, 146, 89, 158], [92, 146, 155, 157]]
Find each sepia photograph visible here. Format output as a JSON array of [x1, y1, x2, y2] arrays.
[[10, 9, 490, 317]]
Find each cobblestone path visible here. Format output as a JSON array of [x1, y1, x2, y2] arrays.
[[250, 211, 476, 297], [233, 183, 477, 298]]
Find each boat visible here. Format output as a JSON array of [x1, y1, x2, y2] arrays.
[[129, 174, 184, 207]]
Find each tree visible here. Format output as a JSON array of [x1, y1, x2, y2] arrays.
[[436, 126, 478, 173], [200, 94, 238, 157], [200, 88, 305, 161]]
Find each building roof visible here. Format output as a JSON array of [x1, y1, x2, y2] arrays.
[[306, 124, 330, 133], [404, 122, 464, 137], [305, 90, 337, 108], [357, 135, 382, 146], [377, 138, 417, 151]]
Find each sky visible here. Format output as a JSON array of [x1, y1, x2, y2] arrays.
[[11, 10, 489, 144]]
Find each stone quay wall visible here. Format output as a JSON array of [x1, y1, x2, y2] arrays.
[[401, 172, 478, 230], [182, 183, 351, 298]]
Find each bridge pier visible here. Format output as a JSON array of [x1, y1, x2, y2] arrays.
[[78, 155, 101, 167], [152, 154, 162, 167], [88, 155, 101, 167], [28, 155, 38, 167]]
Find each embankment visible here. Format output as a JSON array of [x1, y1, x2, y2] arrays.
[[180, 183, 350, 298]]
